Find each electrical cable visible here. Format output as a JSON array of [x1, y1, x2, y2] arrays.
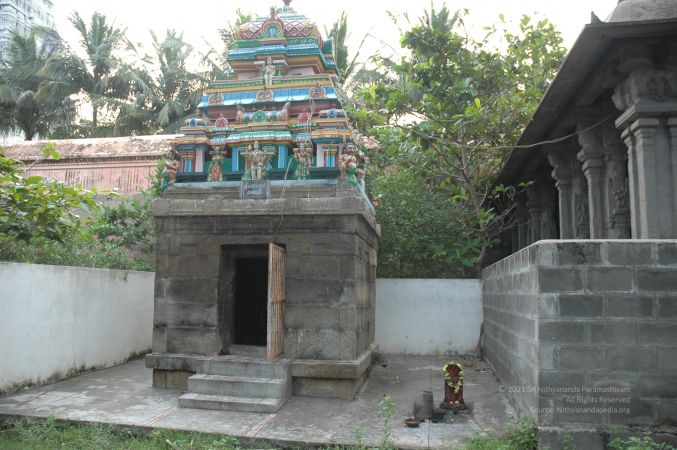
[[398, 113, 616, 152]]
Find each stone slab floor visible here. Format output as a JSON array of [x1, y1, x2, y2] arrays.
[[0, 355, 515, 449]]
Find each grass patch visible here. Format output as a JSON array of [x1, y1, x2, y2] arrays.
[[608, 430, 676, 450], [0, 239, 154, 271], [455, 417, 537, 450], [0, 418, 246, 450], [0, 415, 542, 450]]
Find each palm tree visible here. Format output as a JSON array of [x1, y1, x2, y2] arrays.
[[114, 30, 207, 135], [326, 12, 366, 81], [204, 9, 254, 81], [39, 11, 140, 136], [0, 31, 76, 140]]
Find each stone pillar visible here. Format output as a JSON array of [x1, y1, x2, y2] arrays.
[[526, 182, 557, 243], [602, 124, 631, 238], [619, 128, 641, 238], [526, 185, 543, 244], [577, 125, 607, 238], [547, 151, 576, 239], [612, 48, 677, 238], [669, 117, 677, 226], [572, 172, 590, 240], [547, 146, 589, 239], [540, 198, 557, 240], [516, 197, 529, 250]]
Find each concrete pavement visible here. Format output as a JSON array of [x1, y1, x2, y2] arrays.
[[0, 355, 516, 449]]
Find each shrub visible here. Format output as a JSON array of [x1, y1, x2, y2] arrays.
[[0, 239, 154, 271], [370, 169, 478, 278]]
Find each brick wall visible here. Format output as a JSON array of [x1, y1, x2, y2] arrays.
[[483, 240, 677, 432]]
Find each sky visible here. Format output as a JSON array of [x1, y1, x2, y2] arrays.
[[52, 0, 620, 65]]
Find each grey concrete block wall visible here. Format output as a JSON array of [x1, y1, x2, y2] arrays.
[[483, 240, 677, 438], [483, 245, 540, 419]]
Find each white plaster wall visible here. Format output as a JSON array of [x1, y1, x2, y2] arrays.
[[375, 278, 483, 355], [0, 262, 154, 393]]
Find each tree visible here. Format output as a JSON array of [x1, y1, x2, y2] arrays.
[[114, 30, 207, 135], [356, 7, 566, 270], [325, 12, 366, 82], [0, 31, 76, 140], [0, 145, 96, 242], [370, 168, 478, 278], [39, 12, 140, 136], [204, 9, 254, 81]]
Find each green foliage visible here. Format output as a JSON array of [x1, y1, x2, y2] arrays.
[[608, 430, 676, 450], [45, 120, 95, 140], [371, 168, 478, 278], [562, 433, 576, 450], [208, 9, 254, 80], [352, 426, 367, 450], [379, 395, 394, 449], [325, 12, 366, 82], [355, 7, 565, 270], [114, 30, 208, 135], [0, 417, 244, 449], [0, 146, 96, 242], [218, 9, 254, 49], [88, 194, 155, 254], [457, 417, 537, 450], [39, 11, 142, 135], [0, 31, 77, 140], [0, 145, 156, 269], [149, 158, 168, 196], [503, 417, 538, 449], [0, 238, 154, 271]]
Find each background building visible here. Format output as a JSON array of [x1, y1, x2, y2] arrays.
[[0, 0, 55, 61]]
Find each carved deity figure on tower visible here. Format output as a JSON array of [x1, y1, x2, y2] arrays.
[[207, 147, 224, 182], [339, 144, 358, 186], [263, 57, 276, 88], [163, 150, 179, 188], [244, 141, 273, 180], [293, 142, 313, 180]]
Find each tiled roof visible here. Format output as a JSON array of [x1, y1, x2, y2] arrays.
[[2, 135, 177, 161]]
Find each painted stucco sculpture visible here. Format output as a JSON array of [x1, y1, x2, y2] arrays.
[[169, 0, 365, 184]]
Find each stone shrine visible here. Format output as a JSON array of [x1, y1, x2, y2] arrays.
[[145, 0, 379, 413]]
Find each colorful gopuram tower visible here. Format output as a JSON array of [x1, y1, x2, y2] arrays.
[[171, 0, 364, 185], [148, 1, 379, 413]]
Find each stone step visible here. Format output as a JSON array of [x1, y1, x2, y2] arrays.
[[187, 374, 288, 398], [228, 345, 267, 357], [201, 356, 290, 378], [178, 393, 286, 413]]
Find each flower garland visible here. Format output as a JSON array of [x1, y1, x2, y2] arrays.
[[443, 361, 464, 394]]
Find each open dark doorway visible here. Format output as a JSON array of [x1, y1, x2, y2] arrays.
[[233, 257, 268, 346]]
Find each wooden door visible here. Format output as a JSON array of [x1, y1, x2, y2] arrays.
[[267, 243, 285, 361]]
